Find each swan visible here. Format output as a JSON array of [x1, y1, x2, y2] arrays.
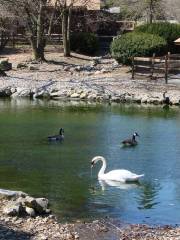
[[91, 156, 144, 183], [48, 128, 64, 141], [122, 132, 139, 146]]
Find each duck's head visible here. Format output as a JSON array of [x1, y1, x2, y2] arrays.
[[59, 128, 64, 135], [133, 132, 139, 137], [163, 91, 167, 97]]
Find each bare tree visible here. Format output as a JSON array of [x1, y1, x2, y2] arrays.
[[56, 0, 92, 57], [0, 0, 53, 61], [109, 0, 166, 22]]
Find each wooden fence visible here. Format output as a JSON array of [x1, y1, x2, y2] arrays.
[[132, 53, 180, 83]]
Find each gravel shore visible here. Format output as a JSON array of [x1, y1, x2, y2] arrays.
[[0, 49, 180, 105]]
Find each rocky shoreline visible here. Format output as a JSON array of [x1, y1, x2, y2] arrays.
[[1, 189, 180, 240], [0, 54, 180, 106]]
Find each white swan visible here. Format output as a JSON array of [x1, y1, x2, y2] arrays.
[[91, 156, 144, 183]]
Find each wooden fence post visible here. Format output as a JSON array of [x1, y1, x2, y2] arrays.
[[132, 56, 135, 79], [151, 53, 155, 80], [165, 52, 170, 84]]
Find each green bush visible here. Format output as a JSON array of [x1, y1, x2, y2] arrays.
[[110, 32, 167, 64], [70, 32, 99, 55], [135, 22, 180, 52]]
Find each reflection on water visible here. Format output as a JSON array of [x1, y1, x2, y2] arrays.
[[0, 99, 180, 224], [99, 179, 140, 191], [136, 181, 161, 209]]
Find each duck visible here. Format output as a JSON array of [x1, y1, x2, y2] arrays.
[[122, 132, 139, 146], [91, 156, 144, 183], [48, 128, 64, 141], [163, 91, 170, 105]]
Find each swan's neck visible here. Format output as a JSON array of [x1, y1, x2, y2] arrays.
[[98, 157, 107, 177]]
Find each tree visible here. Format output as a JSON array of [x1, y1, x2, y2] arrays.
[[109, 0, 166, 22], [0, 0, 53, 61], [56, 0, 90, 57]]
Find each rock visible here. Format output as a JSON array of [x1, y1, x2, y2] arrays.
[[0, 189, 27, 200], [94, 71, 101, 75], [11, 88, 17, 94], [50, 91, 64, 98], [16, 63, 28, 69], [34, 90, 50, 99], [90, 59, 99, 67], [103, 94, 111, 101], [45, 208, 51, 214], [125, 95, 133, 103], [87, 94, 97, 100], [171, 97, 179, 105], [29, 65, 39, 71], [11, 88, 31, 98], [80, 92, 87, 99], [111, 96, 121, 103], [24, 196, 49, 214], [25, 207, 36, 217], [74, 66, 82, 72], [63, 66, 71, 71], [3, 202, 24, 216], [0, 87, 12, 97], [70, 93, 80, 98], [0, 60, 12, 71], [35, 198, 49, 214], [100, 68, 110, 74], [24, 196, 36, 208]]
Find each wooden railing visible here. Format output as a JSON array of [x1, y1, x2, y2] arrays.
[[132, 53, 180, 83]]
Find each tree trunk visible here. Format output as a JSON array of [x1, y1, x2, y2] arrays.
[[30, 36, 45, 61], [148, 0, 153, 23], [62, 8, 70, 57], [48, 0, 58, 36], [26, 0, 46, 61]]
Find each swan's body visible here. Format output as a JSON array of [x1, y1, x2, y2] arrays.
[[48, 128, 64, 141], [122, 132, 139, 147], [91, 156, 144, 183]]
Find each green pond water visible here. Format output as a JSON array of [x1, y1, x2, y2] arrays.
[[0, 99, 180, 225]]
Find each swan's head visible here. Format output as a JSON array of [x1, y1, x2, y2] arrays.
[[91, 156, 104, 168], [133, 132, 139, 137], [59, 128, 64, 135]]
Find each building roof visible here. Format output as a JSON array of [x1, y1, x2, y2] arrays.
[[50, 0, 100, 10], [174, 38, 180, 45]]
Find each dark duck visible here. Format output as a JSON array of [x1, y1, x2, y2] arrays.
[[163, 91, 170, 105], [48, 128, 64, 141], [122, 132, 139, 147]]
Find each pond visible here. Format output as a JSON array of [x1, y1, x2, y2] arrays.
[[0, 99, 180, 225]]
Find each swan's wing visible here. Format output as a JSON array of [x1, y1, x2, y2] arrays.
[[104, 170, 144, 182]]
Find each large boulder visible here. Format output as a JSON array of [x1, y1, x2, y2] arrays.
[[0, 87, 12, 97], [0, 59, 12, 71], [11, 88, 31, 98], [3, 202, 24, 216], [24, 196, 49, 214], [0, 189, 27, 200]]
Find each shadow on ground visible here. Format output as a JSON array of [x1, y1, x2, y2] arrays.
[[0, 223, 33, 240]]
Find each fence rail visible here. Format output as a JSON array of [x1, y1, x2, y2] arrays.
[[132, 53, 180, 83]]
